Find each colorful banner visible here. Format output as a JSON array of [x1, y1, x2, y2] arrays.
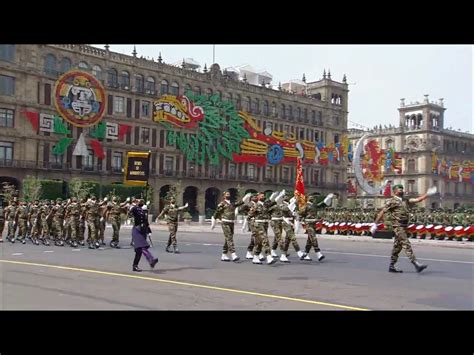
[[294, 157, 305, 210], [124, 152, 151, 186], [432, 152, 474, 185]]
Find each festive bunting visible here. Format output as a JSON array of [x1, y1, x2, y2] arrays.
[[72, 133, 89, 157], [52, 137, 74, 155], [90, 139, 105, 160], [53, 116, 71, 135], [118, 124, 132, 140], [21, 111, 39, 132], [294, 157, 305, 210], [90, 121, 106, 140]]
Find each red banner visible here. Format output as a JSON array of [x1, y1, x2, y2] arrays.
[[118, 124, 132, 140], [294, 157, 305, 210], [90, 139, 105, 160], [21, 110, 39, 132]]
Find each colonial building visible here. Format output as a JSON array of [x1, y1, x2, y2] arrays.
[[348, 96, 474, 209], [0, 44, 349, 219]]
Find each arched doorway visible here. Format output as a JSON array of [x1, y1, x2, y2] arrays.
[[183, 186, 198, 221], [205, 187, 220, 219], [159, 185, 171, 212]]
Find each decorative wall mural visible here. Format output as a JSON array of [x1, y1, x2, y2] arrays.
[[54, 70, 106, 128], [431, 152, 474, 184], [352, 134, 402, 195], [153, 92, 353, 167]]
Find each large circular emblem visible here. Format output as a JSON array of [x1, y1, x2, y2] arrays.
[[54, 70, 106, 127], [267, 144, 284, 164]]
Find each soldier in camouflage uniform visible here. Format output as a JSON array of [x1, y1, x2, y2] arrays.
[[212, 190, 248, 262], [157, 196, 188, 253], [14, 200, 28, 244], [28, 200, 41, 245], [106, 196, 127, 248], [98, 198, 108, 246], [372, 184, 434, 273], [65, 197, 80, 248], [298, 193, 334, 261], [85, 195, 100, 249], [5, 199, 18, 242], [267, 191, 286, 258], [242, 194, 258, 259], [39, 200, 51, 245], [0, 200, 5, 242], [48, 198, 66, 246], [280, 193, 305, 262], [247, 192, 277, 265]]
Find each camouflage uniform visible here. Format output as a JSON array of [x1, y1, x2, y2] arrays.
[[268, 202, 285, 253], [381, 196, 418, 264], [78, 199, 87, 244], [98, 200, 107, 245], [0, 204, 5, 241], [28, 202, 41, 244], [6, 202, 17, 241], [213, 198, 244, 256], [51, 199, 66, 245], [298, 199, 324, 256], [15, 202, 28, 243], [281, 200, 301, 253], [160, 203, 184, 250], [247, 200, 272, 257], [107, 199, 125, 246], [65, 200, 80, 246], [85, 198, 100, 248], [40, 201, 51, 242]]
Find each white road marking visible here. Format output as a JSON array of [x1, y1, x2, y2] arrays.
[[43, 250, 54, 253], [12, 253, 23, 256]]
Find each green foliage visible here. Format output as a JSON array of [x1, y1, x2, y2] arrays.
[[39, 180, 63, 200], [101, 184, 144, 202], [68, 177, 95, 200], [22, 176, 42, 202]]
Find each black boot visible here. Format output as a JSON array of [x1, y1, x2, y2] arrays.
[[133, 265, 142, 272], [173, 246, 180, 254], [150, 258, 159, 269], [165, 246, 172, 253], [412, 260, 427, 273], [389, 264, 403, 273]]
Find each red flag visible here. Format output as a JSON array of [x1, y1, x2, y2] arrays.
[[383, 181, 391, 197], [90, 139, 105, 160], [294, 157, 305, 210], [118, 124, 132, 140], [21, 111, 39, 132]]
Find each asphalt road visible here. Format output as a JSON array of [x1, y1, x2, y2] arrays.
[[0, 225, 472, 310]]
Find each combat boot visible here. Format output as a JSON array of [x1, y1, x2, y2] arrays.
[[297, 251, 305, 259], [389, 264, 403, 273], [315, 251, 325, 261], [245, 251, 253, 259], [266, 255, 277, 265], [271, 249, 278, 257], [221, 253, 231, 262], [231, 252, 240, 262], [412, 260, 428, 273], [279, 254, 290, 263], [252, 255, 262, 264], [165, 245, 172, 253], [173, 246, 180, 254]]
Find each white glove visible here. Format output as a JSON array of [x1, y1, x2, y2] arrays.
[[426, 186, 437, 196], [142, 205, 147, 211], [370, 223, 377, 235], [146, 200, 151, 206], [242, 193, 252, 205], [184, 202, 189, 208], [126, 197, 131, 202], [288, 200, 296, 213], [104, 197, 108, 202], [275, 190, 286, 205], [294, 220, 300, 234], [323, 193, 335, 206], [234, 207, 239, 218], [269, 191, 278, 202], [283, 217, 294, 228], [100, 217, 104, 222], [211, 216, 216, 230]]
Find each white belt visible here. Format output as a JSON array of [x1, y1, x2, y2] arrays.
[[221, 219, 235, 223], [304, 219, 317, 222], [271, 217, 283, 221], [255, 220, 269, 223]]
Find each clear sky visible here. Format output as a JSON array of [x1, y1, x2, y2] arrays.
[[93, 45, 473, 133]]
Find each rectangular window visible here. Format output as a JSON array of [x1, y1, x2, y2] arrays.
[[407, 179, 416, 193], [44, 83, 51, 105], [113, 152, 123, 171], [265, 166, 273, 180], [0, 108, 14, 127], [0, 75, 15, 96], [187, 161, 196, 177], [248, 164, 256, 179], [0, 141, 13, 161], [229, 162, 236, 178], [334, 134, 340, 144], [141, 101, 151, 118], [52, 151, 63, 167], [313, 170, 320, 185], [84, 149, 94, 169], [164, 156, 174, 175], [141, 127, 150, 145], [334, 172, 339, 185], [0, 45, 15, 62], [282, 167, 290, 182], [114, 96, 125, 114]]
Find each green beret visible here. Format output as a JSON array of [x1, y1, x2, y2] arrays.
[[392, 184, 404, 191]]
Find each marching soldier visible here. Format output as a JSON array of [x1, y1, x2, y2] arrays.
[[298, 193, 334, 261], [48, 198, 66, 246], [157, 196, 188, 253], [28, 200, 41, 245], [268, 191, 286, 258], [212, 191, 249, 262], [77, 197, 87, 246], [98, 198, 108, 246], [0, 200, 5, 242], [244, 193, 259, 259], [5, 199, 17, 242], [14, 200, 28, 244], [85, 195, 100, 249], [371, 184, 436, 273], [65, 197, 80, 248], [106, 196, 127, 248], [280, 193, 305, 261], [247, 191, 277, 265], [39, 200, 51, 245]]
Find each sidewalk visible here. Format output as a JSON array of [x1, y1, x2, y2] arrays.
[[118, 221, 474, 250]]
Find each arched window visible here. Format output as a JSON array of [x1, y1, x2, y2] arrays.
[[170, 81, 179, 96], [303, 108, 308, 120], [288, 105, 293, 120], [44, 54, 57, 74], [254, 98, 259, 113], [107, 68, 118, 86], [245, 96, 251, 112], [146, 77, 155, 93], [184, 84, 192, 95], [235, 94, 241, 110], [297, 107, 301, 120], [226, 92, 233, 102], [161, 79, 169, 95], [216, 90, 222, 100], [135, 74, 144, 93], [386, 139, 393, 149], [281, 104, 286, 118], [59, 58, 71, 73], [263, 100, 269, 116], [271, 102, 276, 117], [120, 71, 130, 88], [92, 65, 102, 80], [78, 61, 89, 70]]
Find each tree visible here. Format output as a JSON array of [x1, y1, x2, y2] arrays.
[[22, 176, 42, 202], [68, 177, 94, 200]]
